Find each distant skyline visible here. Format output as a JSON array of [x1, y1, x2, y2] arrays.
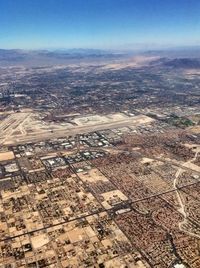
[[1, 0, 200, 50]]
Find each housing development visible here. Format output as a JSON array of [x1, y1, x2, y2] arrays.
[[0, 53, 200, 268]]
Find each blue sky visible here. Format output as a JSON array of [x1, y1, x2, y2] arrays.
[[1, 0, 200, 50]]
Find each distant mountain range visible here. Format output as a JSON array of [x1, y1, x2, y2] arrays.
[[1, 48, 200, 68], [143, 47, 200, 58], [149, 57, 200, 69], [162, 58, 200, 68], [0, 48, 126, 66]]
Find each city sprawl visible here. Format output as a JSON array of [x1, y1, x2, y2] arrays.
[[0, 56, 200, 268]]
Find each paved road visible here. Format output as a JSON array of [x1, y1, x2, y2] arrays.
[[173, 147, 200, 238]]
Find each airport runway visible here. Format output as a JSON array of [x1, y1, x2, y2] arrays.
[[1, 114, 154, 145]]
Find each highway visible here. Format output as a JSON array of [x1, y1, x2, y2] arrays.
[[173, 147, 200, 238]]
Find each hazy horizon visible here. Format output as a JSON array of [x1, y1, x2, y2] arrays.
[[2, 45, 200, 52]]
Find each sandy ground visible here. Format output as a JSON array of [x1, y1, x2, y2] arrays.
[[67, 228, 85, 243], [0, 151, 14, 161], [189, 125, 200, 134], [73, 113, 129, 126], [79, 168, 109, 182], [101, 189, 128, 209], [31, 233, 49, 249], [102, 56, 160, 70], [183, 162, 200, 172]]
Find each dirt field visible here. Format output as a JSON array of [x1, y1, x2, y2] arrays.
[[0, 151, 14, 161], [189, 125, 200, 134], [79, 168, 109, 182]]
